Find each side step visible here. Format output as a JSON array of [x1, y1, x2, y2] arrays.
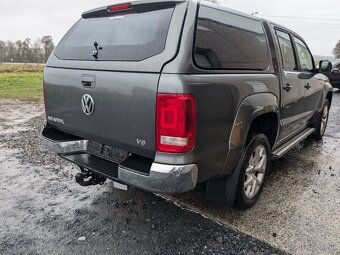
[[271, 128, 315, 159]]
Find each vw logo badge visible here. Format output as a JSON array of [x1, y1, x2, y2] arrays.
[[81, 94, 95, 116]]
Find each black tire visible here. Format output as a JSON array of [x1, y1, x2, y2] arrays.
[[312, 100, 330, 140], [234, 134, 270, 210]]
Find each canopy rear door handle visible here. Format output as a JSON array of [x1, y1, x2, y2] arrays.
[[304, 83, 311, 90], [81, 75, 96, 88]]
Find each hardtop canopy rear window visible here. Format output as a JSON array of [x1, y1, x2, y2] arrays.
[[194, 6, 270, 70], [54, 4, 175, 61]]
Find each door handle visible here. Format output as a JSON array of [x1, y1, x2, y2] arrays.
[[284, 83, 292, 92], [304, 83, 311, 90]]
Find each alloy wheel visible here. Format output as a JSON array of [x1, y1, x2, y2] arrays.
[[244, 144, 267, 199]]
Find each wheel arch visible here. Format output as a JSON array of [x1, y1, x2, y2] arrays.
[[326, 90, 333, 106], [206, 93, 280, 206], [221, 93, 280, 177], [246, 112, 279, 149]]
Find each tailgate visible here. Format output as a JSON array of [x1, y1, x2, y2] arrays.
[[43, 1, 188, 158], [44, 67, 159, 158]]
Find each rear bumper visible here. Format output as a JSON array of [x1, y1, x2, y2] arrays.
[[119, 163, 198, 194], [41, 126, 197, 194]]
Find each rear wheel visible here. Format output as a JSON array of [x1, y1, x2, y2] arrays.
[[235, 134, 270, 210], [312, 100, 330, 140]]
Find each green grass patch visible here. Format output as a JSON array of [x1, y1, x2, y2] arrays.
[[0, 72, 43, 101], [0, 63, 45, 73]]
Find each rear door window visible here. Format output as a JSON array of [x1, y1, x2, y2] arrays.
[[293, 37, 314, 72], [194, 6, 270, 70], [276, 30, 297, 71], [54, 6, 175, 61]]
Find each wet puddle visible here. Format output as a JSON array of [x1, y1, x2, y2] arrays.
[[0, 100, 43, 134]]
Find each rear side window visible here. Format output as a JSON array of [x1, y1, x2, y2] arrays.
[[293, 37, 314, 72], [54, 6, 175, 61], [194, 6, 270, 70], [276, 30, 297, 71]]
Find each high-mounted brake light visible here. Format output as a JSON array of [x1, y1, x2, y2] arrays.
[[108, 3, 132, 12], [156, 94, 196, 153]]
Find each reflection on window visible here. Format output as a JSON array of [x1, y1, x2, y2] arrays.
[[276, 31, 296, 71], [294, 37, 314, 72], [194, 7, 270, 70], [55, 6, 174, 61]]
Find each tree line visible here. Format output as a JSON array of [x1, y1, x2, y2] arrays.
[[1, 34, 339, 62], [333, 40, 340, 59], [0, 36, 55, 64]]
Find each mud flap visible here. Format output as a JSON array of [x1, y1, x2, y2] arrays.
[[206, 157, 243, 207]]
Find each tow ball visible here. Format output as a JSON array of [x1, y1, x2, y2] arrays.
[[75, 169, 107, 187]]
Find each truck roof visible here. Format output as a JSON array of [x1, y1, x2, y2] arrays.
[[82, 0, 188, 18], [80, 0, 305, 44], [199, 0, 263, 22], [82, 0, 266, 23]]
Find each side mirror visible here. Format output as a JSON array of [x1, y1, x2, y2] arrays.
[[319, 60, 332, 73]]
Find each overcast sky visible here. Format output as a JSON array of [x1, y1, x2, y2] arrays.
[[0, 0, 339, 56]]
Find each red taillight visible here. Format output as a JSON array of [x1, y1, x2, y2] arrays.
[[108, 3, 132, 12], [156, 94, 196, 153]]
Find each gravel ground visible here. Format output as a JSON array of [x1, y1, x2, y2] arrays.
[[0, 100, 284, 255], [1, 91, 339, 255]]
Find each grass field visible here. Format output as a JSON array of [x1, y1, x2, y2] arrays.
[[0, 63, 44, 101]]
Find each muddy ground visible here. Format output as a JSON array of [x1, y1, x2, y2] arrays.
[[0, 101, 284, 255], [0, 90, 339, 255]]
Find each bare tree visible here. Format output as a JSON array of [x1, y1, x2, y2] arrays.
[[333, 40, 340, 59], [6, 41, 15, 62], [22, 38, 33, 63], [33, 39, 43, 63], [0, 41, 6, 62], [16, 40, 23, 62], [41, 36, 55, 63]]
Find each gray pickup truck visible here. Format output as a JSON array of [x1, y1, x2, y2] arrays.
[[42, 0, 333, 209]]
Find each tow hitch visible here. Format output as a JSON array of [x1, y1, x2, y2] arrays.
[[75, 169, 107, 187]]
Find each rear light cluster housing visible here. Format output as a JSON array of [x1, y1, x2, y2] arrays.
[[156, 94, 196, 153]]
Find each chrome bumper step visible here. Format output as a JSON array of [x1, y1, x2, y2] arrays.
[[41, 126, 198, 194], [61, 153, 119, 180]]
